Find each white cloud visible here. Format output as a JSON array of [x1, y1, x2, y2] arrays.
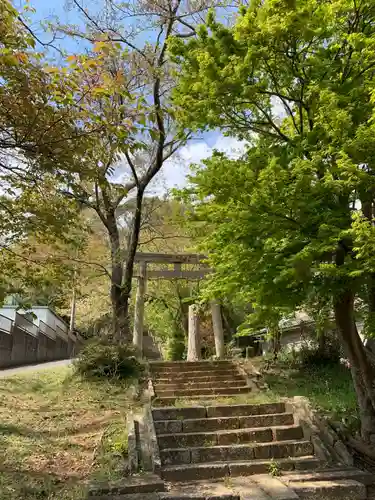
[[152, 134, 247, 193]]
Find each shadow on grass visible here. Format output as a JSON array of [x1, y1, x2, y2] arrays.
[[0, 470, 85, 500], [0, 366, 136, 500]]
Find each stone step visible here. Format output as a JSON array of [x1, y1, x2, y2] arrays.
[[152, 370, 240, 379], [152, 395, 243, 406], [206, 403, 286, 418], [282, 467, 375, 486], [289, 479, 366, 499], [166, 479, 240, 499], [154, 379, 246, 391], [160, 455, 320, 482], [155, 386, 250, 398], [154, 412, 295, 434], [152, 403, 286, 421], [158, 425, 303, 450], [90, 494, 239, 500], [155, 374, 245, 384], [251, 474, 299, 499], [150, 361, 233, 369], [89, 473, 165, 496], [160, 440, 314, 465]]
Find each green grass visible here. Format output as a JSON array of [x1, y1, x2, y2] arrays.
[[262, 360, 359, 429], [0, 366, 139, 500]]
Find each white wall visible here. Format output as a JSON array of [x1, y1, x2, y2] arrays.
[[0, 306, 68, 332], [0, 307, 16, 322]]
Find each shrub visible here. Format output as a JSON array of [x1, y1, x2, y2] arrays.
[[74, 337, 143, 380], [276, 331, 342, 369]]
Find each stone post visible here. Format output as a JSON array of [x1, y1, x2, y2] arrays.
[[187, 304, 201, 361], [133, 262, 146, 357], [211, 300, 225, 359]]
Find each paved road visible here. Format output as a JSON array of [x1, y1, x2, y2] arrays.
[[0, 359, 72, 377]]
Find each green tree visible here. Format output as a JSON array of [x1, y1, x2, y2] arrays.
[[0, 1, 89, 304], [171, 0, 375, 441]]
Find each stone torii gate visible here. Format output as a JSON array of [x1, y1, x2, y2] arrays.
[[133, 252, 225, 360]]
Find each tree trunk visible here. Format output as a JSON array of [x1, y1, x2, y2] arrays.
[[272, 328, 281, 357], [318, 330, 326, 354], [120, 189, 144, 336], [187, 304, 200, 361], [106, 188, 144, 342], [334, 288, 375, 442], [107, 208, 129, 341]]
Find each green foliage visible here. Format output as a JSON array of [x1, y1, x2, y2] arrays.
[[276, 333, 342, 369], [263, 361, 359, 432], [171, 0, 375, 333], [74, 338, 143, 380], [145, 281, 196, 360], [268, 459, 281, 477], [171, 0, 375, 434]]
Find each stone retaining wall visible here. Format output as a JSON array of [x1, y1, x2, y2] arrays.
[[0, 318, 83, 369]]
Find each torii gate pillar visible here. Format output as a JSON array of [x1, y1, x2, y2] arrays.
[[211, 300, 225, 359], [133, 262, 146, 356]]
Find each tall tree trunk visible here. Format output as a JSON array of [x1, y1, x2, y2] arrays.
[[334, 288, 375, 442], [113, 188, 145, 342], [107, 209, 129, 341]]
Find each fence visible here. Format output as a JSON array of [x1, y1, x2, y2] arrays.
[[0, 313, 83, 369]]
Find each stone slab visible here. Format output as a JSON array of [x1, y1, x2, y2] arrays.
[[161, 463, 229, 482], [152, 407, 207, 421], [206, 403, 286, 418], [282, 468, 375, 486], [290, 479, 366, 499], [155, 420, 183, 434], [253, 440, 314, 460], [155, 380, 246, 391], [251, 474, 299, 499], [217, 428, 273, 446], [183, 417, 240, 433], [156, 375, 244, 383], [161, 448, 191, 466], [190, 444, 255, 464], [156, 387, 250, 398], [229, 459, 294, 477], [239, 413, 294, 429], [159, 427, 274, 449], [88, 474, 165, 496], [273, 425, 303, 442], [165, 479, 239, 500], [231, 477, 271, 499]]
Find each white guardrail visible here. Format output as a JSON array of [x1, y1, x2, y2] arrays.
[[0, 314, 12, 334]]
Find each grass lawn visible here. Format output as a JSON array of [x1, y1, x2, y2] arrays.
[[257, 358, 359, 430], [0, 365, 139, 500]]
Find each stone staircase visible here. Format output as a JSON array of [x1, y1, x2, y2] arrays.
[[147, 360, 375, 499], [150, 360, 251, 404], [152, 401, 320, 482], [92, 360, 375, 499]]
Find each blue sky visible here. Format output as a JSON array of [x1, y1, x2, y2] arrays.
[[17, 0, 247, 191]]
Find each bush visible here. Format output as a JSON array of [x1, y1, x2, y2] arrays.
[[276, 332, 342, 369], [74, 337, 143, 380]]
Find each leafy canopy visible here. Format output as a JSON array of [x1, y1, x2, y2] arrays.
[[171, 0, 375, 332]]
